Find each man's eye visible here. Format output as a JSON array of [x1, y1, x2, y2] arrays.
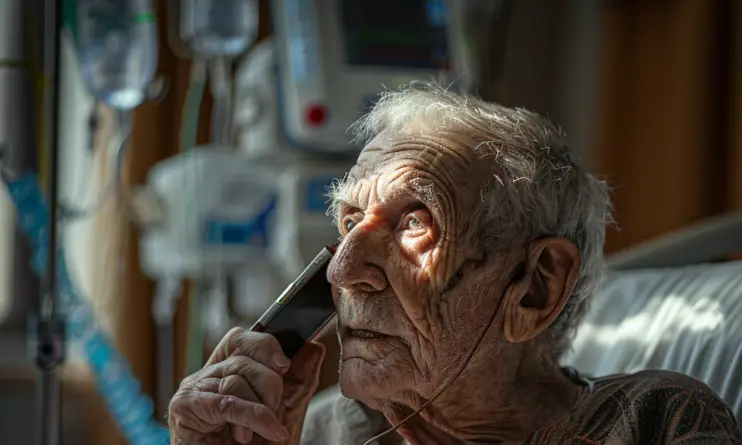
[[343, 217, 356, 232], [403, 209, 432, 232], [406, 217, 421, 229]]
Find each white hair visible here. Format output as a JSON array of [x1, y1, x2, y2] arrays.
[[333, 81, 612, 356]]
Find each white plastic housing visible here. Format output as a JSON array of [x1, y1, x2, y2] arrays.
[[139, 147, 277, 279]]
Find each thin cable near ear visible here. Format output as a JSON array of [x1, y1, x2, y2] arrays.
[[360, 259, 526, 445]]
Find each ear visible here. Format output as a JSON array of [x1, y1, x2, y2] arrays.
[[503, 238, 580, 343]]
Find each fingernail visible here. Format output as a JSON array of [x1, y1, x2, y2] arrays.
[[273, 353, 290, 370], [274, 424, 289, 440]]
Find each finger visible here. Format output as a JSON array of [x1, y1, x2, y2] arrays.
[[208, 328, 291, 374], [232, 425, 254, 444], [189, 376, 221, 394], [219, 374, 258, 401], [173, 391, 288, 441], [218, 356, 284, 411], [282, 341, 326, 408], [220, 395, 289, 442], [169, 390, 228, 434]]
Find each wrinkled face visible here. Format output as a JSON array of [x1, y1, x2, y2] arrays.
[[326, 129, 520, 410]]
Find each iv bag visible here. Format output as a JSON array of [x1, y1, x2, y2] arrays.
[[180, 0, 259, 57], [76, 0, 158, 110]]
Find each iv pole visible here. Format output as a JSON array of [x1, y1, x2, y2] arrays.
[[37, 1, 65, 445], [0, 0, 64, 443], [0, 0, 41, 349]]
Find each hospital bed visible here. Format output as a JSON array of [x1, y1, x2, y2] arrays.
[[563, 211, 742, 424]]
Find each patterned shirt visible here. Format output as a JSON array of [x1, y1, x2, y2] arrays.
[[301, 369, 741, 444]]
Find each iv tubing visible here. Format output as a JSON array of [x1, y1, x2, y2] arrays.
[[179, 58, 208, 375], [209, 56, 232, 146], [154, 276, 182, 415], [180, 59, 206, 151]]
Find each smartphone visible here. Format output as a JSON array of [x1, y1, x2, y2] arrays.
[[250, 245, 337, 357]]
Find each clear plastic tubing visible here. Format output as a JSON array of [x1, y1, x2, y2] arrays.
[[179, 0, 258, 57], [76, 0, 159, 111]]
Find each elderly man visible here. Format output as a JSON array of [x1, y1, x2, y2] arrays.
[[168, 83, 741, 444]]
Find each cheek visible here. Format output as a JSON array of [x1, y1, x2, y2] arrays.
[[395, 225, 438, 267], [417, 247, 445, 290], [385, 252, 431, 322], [331, 284, 340, 306], [384, 252, 447, 362]]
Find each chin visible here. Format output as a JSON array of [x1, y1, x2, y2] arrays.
[[338, 358, 401, 409]]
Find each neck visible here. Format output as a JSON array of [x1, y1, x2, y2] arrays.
[[383, 344, 587, 445]]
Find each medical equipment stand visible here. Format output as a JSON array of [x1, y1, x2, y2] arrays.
[[35, 2, 65, 445]]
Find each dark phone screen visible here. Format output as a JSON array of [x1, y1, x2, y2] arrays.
[[263, 260, 336, 357]]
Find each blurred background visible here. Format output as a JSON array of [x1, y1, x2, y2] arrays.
[[0, 0, 741, 444]]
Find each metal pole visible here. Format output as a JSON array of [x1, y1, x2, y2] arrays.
[[37, 1, 65, 445], [0, 0, 41, 350]]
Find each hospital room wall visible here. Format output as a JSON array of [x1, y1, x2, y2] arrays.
[[591, 0, 742, 254], [488, 0, 602, 169], [491, 1, 742, 256]]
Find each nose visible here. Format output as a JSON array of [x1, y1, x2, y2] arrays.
[[327, 225, 389, 294]]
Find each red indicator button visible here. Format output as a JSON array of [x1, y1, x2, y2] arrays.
[[305, 104, 328, 126]]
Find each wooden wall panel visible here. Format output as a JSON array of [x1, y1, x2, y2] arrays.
[[594, 1, 730, 253]]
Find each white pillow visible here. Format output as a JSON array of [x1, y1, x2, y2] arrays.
[[562, 261, 742, 422]]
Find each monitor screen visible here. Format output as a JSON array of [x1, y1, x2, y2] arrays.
[[340, 0, 450, 70]]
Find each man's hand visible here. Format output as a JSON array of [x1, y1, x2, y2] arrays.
[[168, 328, 326, 444]]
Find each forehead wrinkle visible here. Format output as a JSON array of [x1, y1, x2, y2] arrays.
[[333, 172, 444, 224], [389, 142, 476, 192], [395, 134, 473, 169]]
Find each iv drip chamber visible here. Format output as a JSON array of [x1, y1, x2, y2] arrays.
[[180, 0, 259, 57], [75, 0, 158, 110]]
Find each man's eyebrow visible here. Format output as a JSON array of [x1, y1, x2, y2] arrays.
[[332, 197, 359, 209], [406, 181, 440, 210]]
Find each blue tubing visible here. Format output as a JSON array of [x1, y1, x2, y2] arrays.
[[5, 173, 169, 445]]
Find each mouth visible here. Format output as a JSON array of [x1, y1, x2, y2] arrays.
[[348, 328, 388, 340]]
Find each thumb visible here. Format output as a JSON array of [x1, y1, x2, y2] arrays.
[[282, 341, 326, 408]]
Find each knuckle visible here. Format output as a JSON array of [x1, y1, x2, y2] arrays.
[[223, 327, 248, 353], [222, 355, 251, 374], [225, 327, 247, 343], [219, 395, 238, 413], [192, 377, 220, 393], [168, 392, 186, 410], [235, 332, 280, 358], [218, 375, 241, 395], [253, 333, 282, 353], [168, 389, 196, 414], [179, 370, 201, 388]]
